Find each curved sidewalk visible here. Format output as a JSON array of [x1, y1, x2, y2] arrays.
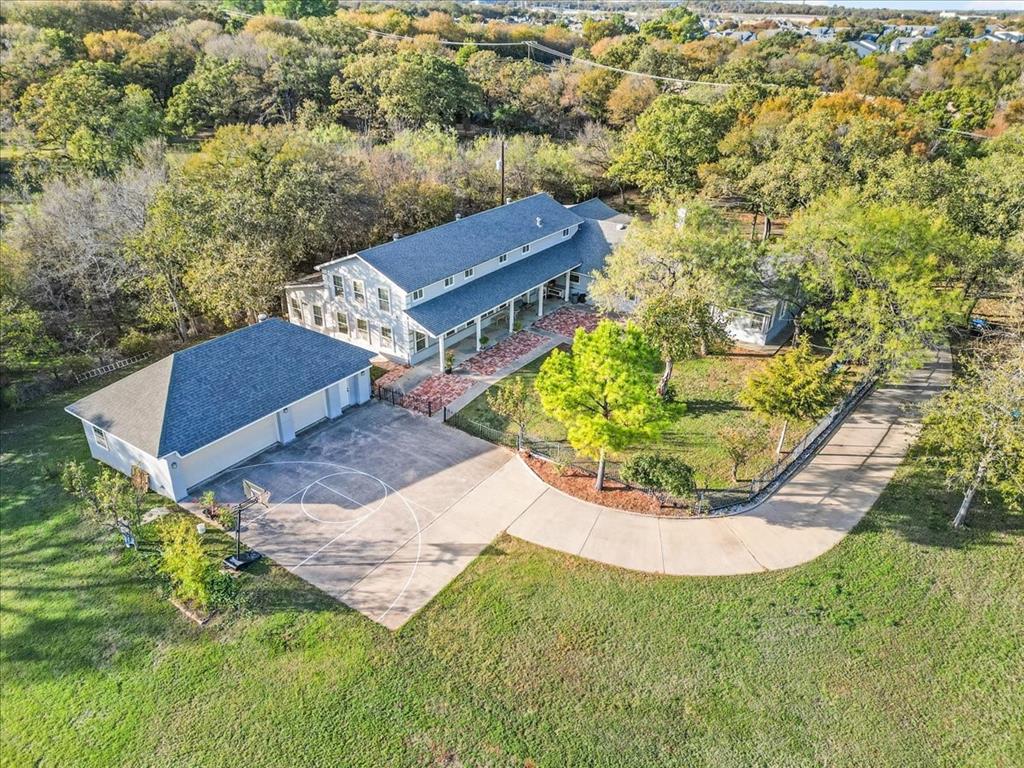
[[506, 350, 951, 575]]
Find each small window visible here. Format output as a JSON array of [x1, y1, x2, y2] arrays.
[[444, 275, 455, 288], [522, 244, 530, 254], [410, 288, 423, 301], [356, 318, 368, 338], [464, 268, 474, 278], [562, 228, 570, 237], [570, 273, 581, 284], [312, 305, 323, 326], [336, 311, 349, 334], [352, 280, 365, 304], [380, 326, 393, 349], [498, 253, 508, 263], [377, 286, 390, 312], [414, 330, 427, 352], [332, 274, 344, 296], [289, 296, 301, 317], [92, 426, 108, 450]]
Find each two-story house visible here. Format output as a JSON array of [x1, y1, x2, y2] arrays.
[[284, 193, 626, 370]]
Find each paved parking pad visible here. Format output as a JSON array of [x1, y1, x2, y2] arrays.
[[194, 403, 519, 629]]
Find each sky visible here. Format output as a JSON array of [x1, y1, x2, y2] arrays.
[[763, 0, 1024, 11]]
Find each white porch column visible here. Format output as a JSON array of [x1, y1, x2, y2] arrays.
[[438, 333, 446, 372], [475, 316, 482, 351], [508, 300, 515, 333], [538, 284, 545, 318], [565, 271, 572, 301]]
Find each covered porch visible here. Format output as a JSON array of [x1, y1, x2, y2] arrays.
[[405, 250, 581, 373]]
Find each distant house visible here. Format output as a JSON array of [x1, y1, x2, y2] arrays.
[[65, 320, 373, 501], [847, 39, 879, 58]]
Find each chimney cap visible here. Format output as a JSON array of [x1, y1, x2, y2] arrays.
[[455, 212, 462, 220], [392, 232, 400, 241], [506, 197, 512, 204]]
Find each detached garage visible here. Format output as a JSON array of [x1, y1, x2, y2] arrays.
[[65, 318, 373, 501]]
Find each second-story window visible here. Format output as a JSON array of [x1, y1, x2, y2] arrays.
[[355, 318, 368, 339], [444, 275, 455, 288], [92, 426, 109, 450], [464, 268, 474, 278], [336, 311, 349, 334], [522, 244, 530, 254], [312, 305, 323, 326], [377, 286, 390, 312], [410, 288, 423, 301], [332, 274, 344, 296], [289, 297, 301, 318], [499, 253, 508, 263], [352, 279, 365, 304]]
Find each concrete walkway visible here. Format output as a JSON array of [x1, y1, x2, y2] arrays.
[[506, 349, 951, 575]]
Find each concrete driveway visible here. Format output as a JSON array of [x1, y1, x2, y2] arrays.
[[194, 402, 544, 629]]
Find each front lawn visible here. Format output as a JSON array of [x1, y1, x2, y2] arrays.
[[2, 379, 1021, 767], [453, 349, 819, 488]]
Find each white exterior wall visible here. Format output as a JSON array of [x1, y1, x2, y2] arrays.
[[286, 223, 581, 362], [80, 421, 175, 498], [289, 389, 328, 433], [174, 414, 280, 494]]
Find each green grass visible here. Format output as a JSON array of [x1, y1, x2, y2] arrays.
[[454, 350, 815, 487], [2, 380, 1022, 767]]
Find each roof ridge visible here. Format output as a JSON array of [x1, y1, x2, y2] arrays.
[[355, 192, 553, 256]]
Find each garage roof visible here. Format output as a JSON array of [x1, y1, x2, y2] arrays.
[[66, 319, 373, 458]]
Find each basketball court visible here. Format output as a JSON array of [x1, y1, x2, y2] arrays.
[[191, 403, 546, 629]]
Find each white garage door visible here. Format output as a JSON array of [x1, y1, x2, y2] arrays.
[[178, 414, 279, 492], [291, 389, 327, 433]]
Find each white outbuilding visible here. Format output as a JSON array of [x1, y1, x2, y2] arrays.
[[65, 318, 373, 501]]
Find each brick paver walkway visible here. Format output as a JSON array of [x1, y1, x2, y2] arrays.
[[533, 306, 600, 337], [462, 332, 548, 376], [403, 374, 474, 415]]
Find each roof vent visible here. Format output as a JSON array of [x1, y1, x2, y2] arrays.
[[616, 223, 627, 231], [506, 197, 512, 205], [392, 232, 401, 241], [455, 213, 462, 221], [536, 216, 543, 227], [257, 313, 268, 322]]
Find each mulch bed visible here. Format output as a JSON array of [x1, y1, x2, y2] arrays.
[[462, 331, 548, 376], [373, 362, 410, 390], [522, 454, 694, 517]]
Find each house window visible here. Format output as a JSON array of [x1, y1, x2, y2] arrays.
[[92, 426, 108, 450], [414, 330, 427, 352], [464, 268, 474, 278], [562, 228, 570, 237], [570, 273, 581, 284], [410, 288, 423, 301], [380, 326, 393, 349], [444, 275, 455, 288], [377, 286, 390, 312], [522, 244, 530, 254], [499, 253, 508, 264], [336, 311, 349, 334], [332, 274, 344, 296], [312, 305, 323, 326], [355, 318, 368, 339], [352, 280, 365, 304], [289, 296, 301, 318]]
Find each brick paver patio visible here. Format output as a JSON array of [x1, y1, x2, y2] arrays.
[[403, 374, 474, 415], [462, 331, 548, 376], [533, 306, 600, 337]]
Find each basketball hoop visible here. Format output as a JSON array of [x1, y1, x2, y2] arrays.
[[242, 478, 271, 507]]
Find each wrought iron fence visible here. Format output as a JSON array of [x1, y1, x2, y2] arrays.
[[444, 368, 879, 516], [372, 382, 444, 418]]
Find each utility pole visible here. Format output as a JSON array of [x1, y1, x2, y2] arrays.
[[497, 138, 506, 206]]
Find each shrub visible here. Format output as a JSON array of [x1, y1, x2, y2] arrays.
[[621, 453, 696, 502], [117, 328, 153, 357], [206, 570, 240, 610], [158, 516, 213, 609]]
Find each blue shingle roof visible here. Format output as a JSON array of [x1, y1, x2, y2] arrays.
[[67, 319, 372, 458], [405, 246, 583, 336], [353, 193, 584, 292]]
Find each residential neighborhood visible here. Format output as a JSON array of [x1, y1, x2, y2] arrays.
[[1, 1, 1022, 767]]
